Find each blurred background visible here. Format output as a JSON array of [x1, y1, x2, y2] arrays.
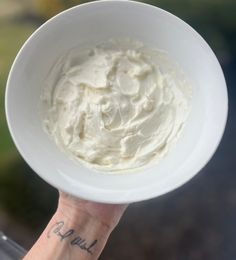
[[0, 0, 235, 259]]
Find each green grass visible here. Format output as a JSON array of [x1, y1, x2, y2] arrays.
[[0, 21, 57, 230], [0, 21, 37, 157]]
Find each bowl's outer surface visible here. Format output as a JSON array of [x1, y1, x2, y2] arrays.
[[5, 1, 228, 203]]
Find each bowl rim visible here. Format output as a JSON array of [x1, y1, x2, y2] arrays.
[[5, 0, 228, 204]]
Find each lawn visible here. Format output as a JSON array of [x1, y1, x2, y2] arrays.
[[0, 21, 37, 164], [0, 21, 57, 241]]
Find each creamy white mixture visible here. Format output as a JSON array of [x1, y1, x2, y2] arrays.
[[41, 40, 191, 172]]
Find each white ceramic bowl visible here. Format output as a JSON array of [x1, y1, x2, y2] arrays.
[[5, 1, 228, 204]]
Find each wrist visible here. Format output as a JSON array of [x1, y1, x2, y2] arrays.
[[57, 193, 127, 231], [24, 193, 127, 260], [52, 208, 112, 255], [54, 206, 112, 237], [30, 209, 111, 260]]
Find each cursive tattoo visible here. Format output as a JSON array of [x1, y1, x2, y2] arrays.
[[47, 221, 98, 255]]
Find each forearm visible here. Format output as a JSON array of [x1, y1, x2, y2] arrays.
[[23, 208, 112, 260]]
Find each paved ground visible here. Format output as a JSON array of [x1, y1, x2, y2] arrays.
[[100, 63, 236, 260]]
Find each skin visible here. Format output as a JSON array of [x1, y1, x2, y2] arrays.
[[23, 192, 127, 260]]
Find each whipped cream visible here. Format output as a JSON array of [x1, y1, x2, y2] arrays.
[[41, 40, 191, 172]]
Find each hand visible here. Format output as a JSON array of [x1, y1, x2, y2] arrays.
[[58, 191, 128, 231], [24, 191, 128, 260]]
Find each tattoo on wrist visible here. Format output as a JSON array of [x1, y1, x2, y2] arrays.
[[47, 221, 98, 255]]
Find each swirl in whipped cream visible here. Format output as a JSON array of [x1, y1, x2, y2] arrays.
[[41, 40, 191, 172]]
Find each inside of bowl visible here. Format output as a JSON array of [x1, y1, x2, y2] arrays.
[[6, 1, 227, 202]]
